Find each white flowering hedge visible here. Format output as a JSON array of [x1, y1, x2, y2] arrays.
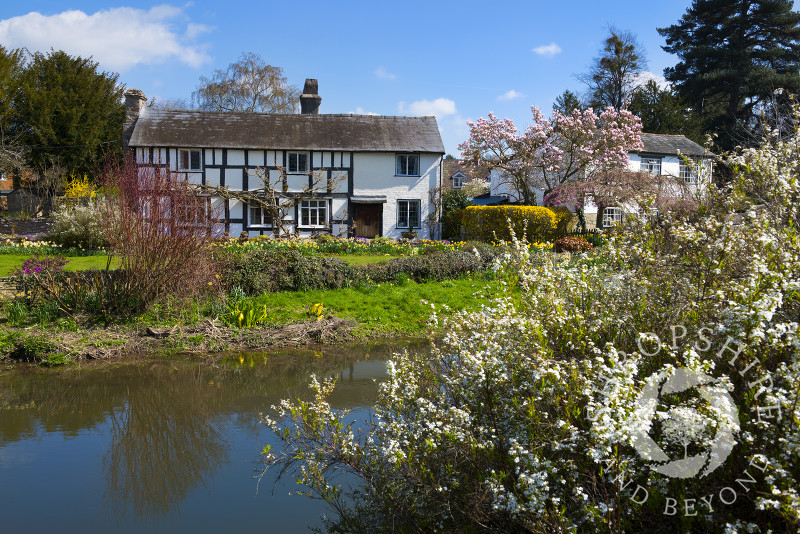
[[261, 113, 800, 533]]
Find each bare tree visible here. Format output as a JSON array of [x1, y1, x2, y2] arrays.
[[194, 165, 344, 238], [192, 52, 299, 113]]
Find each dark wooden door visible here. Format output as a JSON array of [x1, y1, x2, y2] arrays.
[[353, 203, 382, 238]]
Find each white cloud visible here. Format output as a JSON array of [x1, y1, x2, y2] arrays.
[[374, 66, 396, 80], [497, 89, 525, 101], [0, 6, 213, 72], [398, 98, 457, 120], [633, 71, 671, 90], [348, 107, 380, 116], [532, 42, 562, 58]]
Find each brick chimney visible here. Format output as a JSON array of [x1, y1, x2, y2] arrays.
[[123, 88, 146, 153], [300, 79, 321, 114]]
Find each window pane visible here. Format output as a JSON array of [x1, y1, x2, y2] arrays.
[[298, 153, 308, 172], [409, 156, 418, 176], [180, 150, 189, 169], [190, 150, 201, 170], [398, 201, 409, 227], [409, 201, 419, 227]]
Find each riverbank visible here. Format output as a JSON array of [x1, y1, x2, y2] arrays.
[[0, 274, 504, 368]]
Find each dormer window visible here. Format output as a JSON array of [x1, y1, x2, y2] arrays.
[[287, 152, 309, 173], [452, 172, 464, 189], [179, 149, 202, 171], [396, 154, 420, 176]]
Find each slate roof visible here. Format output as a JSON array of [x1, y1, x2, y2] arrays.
[[442, 159, 492, 180], [129, 109, 445, 153], [638, 133, 708, 156]]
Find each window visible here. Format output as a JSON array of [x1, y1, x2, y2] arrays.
[[287, 152, 309, 173], [397, 199, 421, 229], [640, 157, 662, 176], [248, 203, 272, 227], [680, 161, 697, 184], [452, 173, 464, 189], [396, 154, 420, 176], [300, 199, 327, 227], [602, 207, 623, 227], [179, 149, 202, 171]]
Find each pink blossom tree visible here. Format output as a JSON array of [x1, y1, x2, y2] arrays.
[[459, 106, 643, 206]]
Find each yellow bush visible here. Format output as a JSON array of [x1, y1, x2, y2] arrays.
[[64, 173, 96, 199], [461, 205, 565, 242]]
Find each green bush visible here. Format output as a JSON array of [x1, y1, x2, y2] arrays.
[[46, 201, 109, 249], [359, 251, 482, 283], [441, 209, 466, 241], [216, 248, 493, 295], [442, 189, 473, 214], [216, 249, 357, 295]]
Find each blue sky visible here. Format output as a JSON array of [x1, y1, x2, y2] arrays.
[[1, 1, 698, 155]]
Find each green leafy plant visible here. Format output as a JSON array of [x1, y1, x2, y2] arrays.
[[221, 297, 268, 328]]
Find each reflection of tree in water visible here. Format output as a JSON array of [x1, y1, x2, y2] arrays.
[[1, 341, 410, 523], [103, 372, 228, 521]]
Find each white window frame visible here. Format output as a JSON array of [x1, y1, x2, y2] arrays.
[[178, 149, 202, 171], [396, 154, 420, 176], [602, 207, 623, 227], [397, 199, 421, 229], [300, 199, 327, 228], [452, 172, 464, 189], [287, 152, 309, 174], [248, 203, 272, 227], [640, 157, 662, 176], [680, 160, 697, 184]]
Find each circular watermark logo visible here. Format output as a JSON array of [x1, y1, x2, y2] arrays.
[[590, 326, 778, 516], [628, 367, 738, 479]]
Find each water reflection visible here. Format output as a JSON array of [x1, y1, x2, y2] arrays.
[[0, 342, 407, 532], [103, 369, 229, 521]]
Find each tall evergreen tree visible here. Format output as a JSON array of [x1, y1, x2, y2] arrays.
[[14, 50, 125, 176], [659, 0, 800, 150], [553, 89, 584, 114], [0, 46, 26, 173], [629, 80, 706, 143]]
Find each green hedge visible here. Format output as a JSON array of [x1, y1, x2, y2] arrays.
[[216, 248, 495, 295]]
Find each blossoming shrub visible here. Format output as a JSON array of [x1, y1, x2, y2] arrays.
[[261, 107, 800, 532], [462, 205, 561, 242], [46, 200, 109, 249]]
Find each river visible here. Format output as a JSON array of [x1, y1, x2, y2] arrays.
[[0, 343, 407, 533]]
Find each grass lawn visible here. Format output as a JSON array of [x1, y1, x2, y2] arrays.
[[252, 277, 502, 336], [0, 254, 119, 276]]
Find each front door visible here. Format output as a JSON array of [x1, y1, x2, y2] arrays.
[[353, 203, 382, 238]]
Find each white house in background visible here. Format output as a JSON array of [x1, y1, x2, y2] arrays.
[[123, 80, 445, 239], [489, 133, 713, 228]]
